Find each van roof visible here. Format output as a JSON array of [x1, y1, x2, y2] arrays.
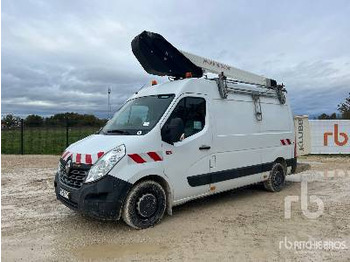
[[129, 77, 289, 107], [130, 78, 216, 99]]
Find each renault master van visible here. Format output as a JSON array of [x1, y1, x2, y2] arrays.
[[54, 31, 297, 229]]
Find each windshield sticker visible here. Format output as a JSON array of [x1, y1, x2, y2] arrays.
[[137, 130, 143, 135], [143, 122, 150, 127], [193, 121, 202, 130]]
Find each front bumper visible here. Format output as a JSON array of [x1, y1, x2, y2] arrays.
[[54, 173, 132, 220]]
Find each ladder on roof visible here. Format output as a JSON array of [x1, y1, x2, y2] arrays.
[[180, 50, 286, 103], [131, 31, 286, 103]]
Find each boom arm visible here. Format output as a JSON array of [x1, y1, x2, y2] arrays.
[[132, 31, 278, 88], [180, 51, 275, 87]]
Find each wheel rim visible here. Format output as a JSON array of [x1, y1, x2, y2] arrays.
[[136, 193, 158, 218], [273, 166, 284, 188]]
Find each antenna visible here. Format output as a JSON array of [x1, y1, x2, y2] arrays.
[[107, 87, 111, 119]]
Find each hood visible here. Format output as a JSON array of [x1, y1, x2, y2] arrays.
[[61, 134, 143, 165]]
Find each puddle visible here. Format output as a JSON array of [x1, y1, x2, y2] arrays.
[[72, 243, 167, 260]]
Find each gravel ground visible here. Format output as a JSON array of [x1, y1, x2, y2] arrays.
[[1, 155, 350, 261]]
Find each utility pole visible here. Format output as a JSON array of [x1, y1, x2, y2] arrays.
[[107, 87, 111, 119]]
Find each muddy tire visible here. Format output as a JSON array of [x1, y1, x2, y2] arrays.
[[264, 162, 286, 192], [122, 180, 166, 229]]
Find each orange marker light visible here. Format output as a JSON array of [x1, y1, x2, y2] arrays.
[[185, 72, 192, 78], [151, 80, 158, 86]]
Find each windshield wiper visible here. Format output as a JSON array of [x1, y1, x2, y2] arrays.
[[106, 129, 130, 135], [96, 127, 105, 135]]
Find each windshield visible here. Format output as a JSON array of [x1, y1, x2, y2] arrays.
[[102, 94, 175, 135]]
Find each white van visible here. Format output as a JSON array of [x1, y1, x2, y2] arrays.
[[54, 31, 297, 229]]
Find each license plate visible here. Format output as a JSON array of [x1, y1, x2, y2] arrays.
[[59, 188, 70, 199]]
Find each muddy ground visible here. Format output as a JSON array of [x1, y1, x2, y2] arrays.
[[1, 155, 350, 261]]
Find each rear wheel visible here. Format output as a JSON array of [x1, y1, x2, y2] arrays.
[[264, 162, 286, 192], [122, 180, 166, 229]]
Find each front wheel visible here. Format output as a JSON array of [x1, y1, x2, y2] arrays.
[[264, 162, 286, 192], [122, 180, 166, 229]]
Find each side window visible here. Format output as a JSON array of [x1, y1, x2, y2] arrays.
[[162, 97, 206, 143], [184, 97, 206, 137]]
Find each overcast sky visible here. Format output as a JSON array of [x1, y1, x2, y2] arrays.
[[2, 0, 350, 118]]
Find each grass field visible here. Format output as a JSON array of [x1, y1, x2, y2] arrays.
[[1, 127, 99, 155]]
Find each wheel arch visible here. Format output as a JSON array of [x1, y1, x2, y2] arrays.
[[133, 174, 173, 216], [274, 157, 287, 170]]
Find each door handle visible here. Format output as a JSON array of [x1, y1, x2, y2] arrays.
[[199, 145, 211, 150]]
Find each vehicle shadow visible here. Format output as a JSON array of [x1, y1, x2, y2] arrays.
[[173, 181, 297, 213], [58, 180, 298, 231]]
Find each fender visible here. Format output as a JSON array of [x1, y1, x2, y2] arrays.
[[126, 167, 174, 216]]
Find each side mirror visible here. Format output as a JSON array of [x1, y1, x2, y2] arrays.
[[161, 118, 185, 145]]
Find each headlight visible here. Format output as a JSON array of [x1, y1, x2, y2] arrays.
[[85, 144, 126, 183], [57, 161, 63, 174]]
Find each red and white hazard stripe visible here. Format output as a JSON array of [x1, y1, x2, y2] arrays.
[[61, 151, 72, 160], [61, 151, 104, 164], [280, 139, 292, 146], [128, 151, 163, 164]]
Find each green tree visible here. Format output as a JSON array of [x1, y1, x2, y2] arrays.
[[317, 112, 337, 120], [330, 113, 337, 119], [45, 112, 107, 127], [1, 114, 21, 128], [25, 114, 44, 127], [318, 113, 329, 119], [337, 92, 350, 119]]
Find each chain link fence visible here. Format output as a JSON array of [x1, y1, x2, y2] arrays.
[[1, 119, 102, 155]]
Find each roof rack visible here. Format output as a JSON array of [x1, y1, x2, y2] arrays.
[[131, 31, 286, 104]]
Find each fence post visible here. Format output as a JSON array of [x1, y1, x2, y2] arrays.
[[20, 119, 24, 155], [66, 117, 69, 148]]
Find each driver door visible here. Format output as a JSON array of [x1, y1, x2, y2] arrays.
[[161, 95, 212, 202]]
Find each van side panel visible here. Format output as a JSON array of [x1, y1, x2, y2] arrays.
[[210, 94, 263, 192], [259, 96, 294, 165], [209, 90, 294, 194]]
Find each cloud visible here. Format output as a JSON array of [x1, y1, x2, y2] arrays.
[[2, 0, 350, 118]]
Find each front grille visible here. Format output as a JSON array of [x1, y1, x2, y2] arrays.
[[59, 167, 89, 189]]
